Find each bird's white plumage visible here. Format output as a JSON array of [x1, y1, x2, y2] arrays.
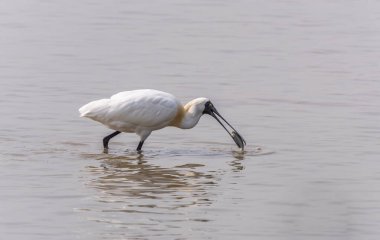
[[79, 89, 181, 140], [79, 89, 246, 151]]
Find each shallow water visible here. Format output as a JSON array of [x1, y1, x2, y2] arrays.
[[1, 1, 380, 239]]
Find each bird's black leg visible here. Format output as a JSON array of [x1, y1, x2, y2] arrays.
[[136, 141, 144, 151], [103, 131, 121, 149]]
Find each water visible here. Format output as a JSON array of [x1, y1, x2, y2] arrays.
[[1, 1, 380, 239]]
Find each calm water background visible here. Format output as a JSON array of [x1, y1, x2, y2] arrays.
[[1, 1, 380, 239]]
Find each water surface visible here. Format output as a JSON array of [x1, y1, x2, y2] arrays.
[[1, 1, 380, 239]]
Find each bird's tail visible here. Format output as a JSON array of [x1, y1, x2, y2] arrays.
[[79, 99, 110, 122]]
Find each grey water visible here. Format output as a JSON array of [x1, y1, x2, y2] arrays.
[[1, 1, 380, 239]]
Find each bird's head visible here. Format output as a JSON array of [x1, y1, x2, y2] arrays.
[[175, 97, 246, 149], [200, 99, 246, 150]]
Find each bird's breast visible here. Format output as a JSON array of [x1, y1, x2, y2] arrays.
[[169, 106, 186, 128]]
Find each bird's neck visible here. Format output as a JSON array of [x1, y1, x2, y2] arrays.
[[170, 104, 203, 129]]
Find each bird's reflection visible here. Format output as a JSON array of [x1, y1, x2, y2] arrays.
[[229, 149, 246, 171], [83, 151, 217, 210]]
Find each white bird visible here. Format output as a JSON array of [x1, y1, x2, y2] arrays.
[[79, 89, 246, 151]]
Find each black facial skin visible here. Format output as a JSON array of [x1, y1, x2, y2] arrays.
[[202, 101, 213, 115], [203, 101, 246, 149]]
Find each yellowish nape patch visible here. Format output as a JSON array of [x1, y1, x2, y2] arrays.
[[169, 105, 189, 127]]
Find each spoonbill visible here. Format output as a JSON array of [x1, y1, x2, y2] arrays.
[[79, 89, 246, 151]]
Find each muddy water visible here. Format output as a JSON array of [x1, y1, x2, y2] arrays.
[[1, 1, 380, 239]]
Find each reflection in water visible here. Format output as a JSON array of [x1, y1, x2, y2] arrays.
[[230, 147, 274, 172], [83, 151, 218, 211], [79, 149, 250, 239]]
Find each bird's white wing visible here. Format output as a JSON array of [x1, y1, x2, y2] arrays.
[[105, 89, 180, 130]]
